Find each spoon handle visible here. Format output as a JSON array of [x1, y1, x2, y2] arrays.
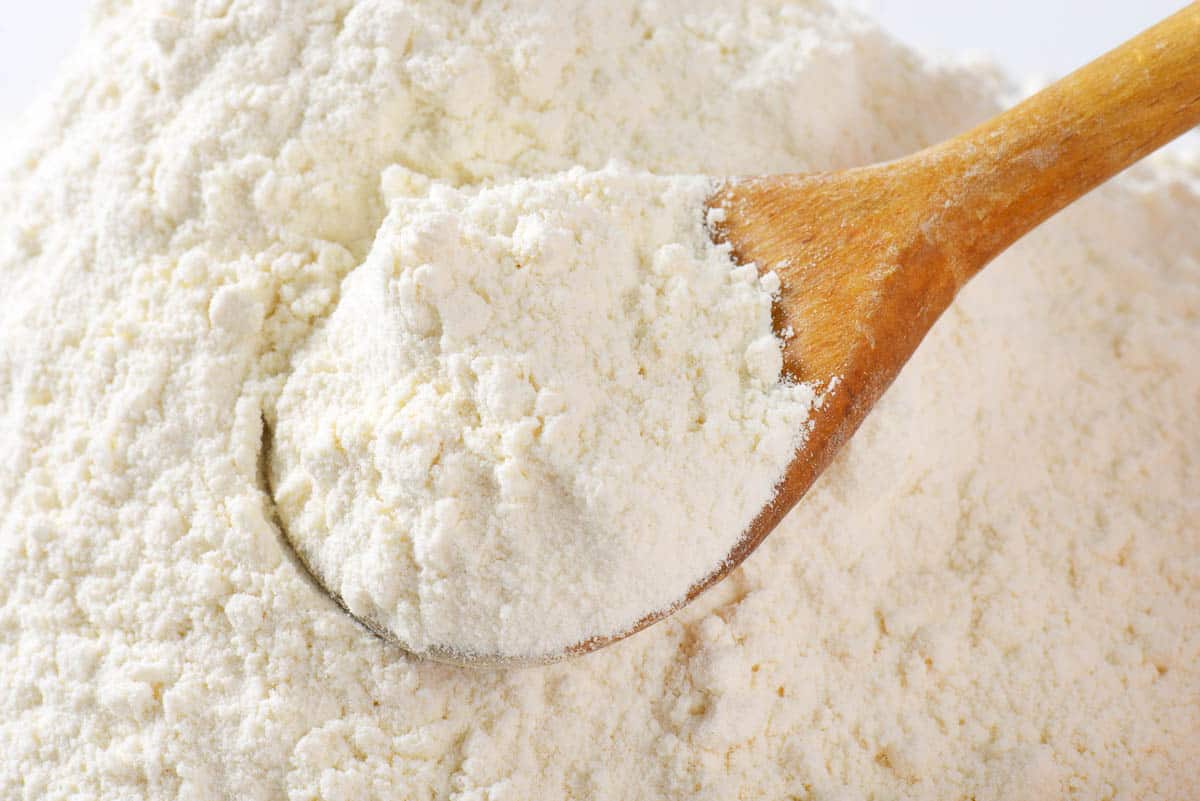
[[916, 2, 1200, 286]]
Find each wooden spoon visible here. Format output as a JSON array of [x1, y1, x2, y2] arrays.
[[558, 4, 1200, 662], [266, 6, 1199, 667]]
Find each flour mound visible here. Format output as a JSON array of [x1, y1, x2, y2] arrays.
[[270, 166, 815, 658], [1, 1, 1197, 799]]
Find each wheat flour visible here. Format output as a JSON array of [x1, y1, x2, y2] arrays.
[[269, 166, 815, 659], [0, 1, 1196, 800]]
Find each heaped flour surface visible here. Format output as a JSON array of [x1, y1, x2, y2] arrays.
[[269, 167, 816, 660], [0, 2, 1197, 800]]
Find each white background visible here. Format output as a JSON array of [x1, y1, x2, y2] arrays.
[[865, 1, 1193, 79], [1, 1, 1195, 133]]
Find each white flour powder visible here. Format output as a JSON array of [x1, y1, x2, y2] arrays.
[[1, 1, 1197, 800], [269, 166, 815, 659]]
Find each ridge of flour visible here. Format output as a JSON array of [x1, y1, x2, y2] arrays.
[[0, 1, 1196, 800], [269, 166, 816, 658]]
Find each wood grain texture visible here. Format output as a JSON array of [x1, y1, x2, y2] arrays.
[[564, 3, 1200, 662]]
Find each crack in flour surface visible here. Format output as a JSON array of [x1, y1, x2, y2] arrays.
[[0, 1, 1197, 799]]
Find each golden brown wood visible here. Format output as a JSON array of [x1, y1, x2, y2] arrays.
[[564, 3, 1200, 661]]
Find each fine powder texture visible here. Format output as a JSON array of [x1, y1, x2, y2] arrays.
[[0, 2, 1197, 800], [269, 167, 815, 659]]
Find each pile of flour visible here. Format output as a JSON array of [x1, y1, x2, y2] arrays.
[[270, 167, 815, 659], [0, 1, 1196, 799]]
